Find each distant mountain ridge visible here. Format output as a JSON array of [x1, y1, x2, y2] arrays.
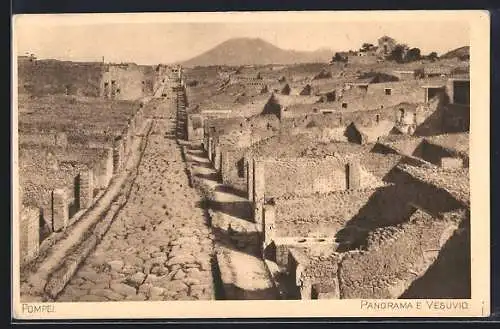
[[181, 38, 334, 67]]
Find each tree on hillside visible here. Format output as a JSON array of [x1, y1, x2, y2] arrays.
[[406, 48, 422, 62], [331, 52, 348, 63], [428, 52, 439, 61], [388, 44, 408, 63]]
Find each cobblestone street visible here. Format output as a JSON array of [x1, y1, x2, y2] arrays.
[[56, 100, 216, 302]]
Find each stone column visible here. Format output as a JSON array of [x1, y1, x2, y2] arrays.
[[253, 159, 266, 228], [347, 161, 361, 190], [220, 150, 233, 185], [79, 169, 94, 209], [187, 116, 194, 141], [298, 270, 312, 300], [203, 134, 208, 152], [103, 147, 114, 187], [52, 189, 68, 232], [113, 139, 122, 174], [208, 137, 214, 162], [263, 203, 276, 247], [214, 145, 222, 172], [247, 157, 254, 201], [20, 206, 39, 265]]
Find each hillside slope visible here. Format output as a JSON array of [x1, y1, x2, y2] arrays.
[[440, 46, 469, 60]]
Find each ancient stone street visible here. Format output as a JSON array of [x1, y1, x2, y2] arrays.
[[56, 100, 216, 302]]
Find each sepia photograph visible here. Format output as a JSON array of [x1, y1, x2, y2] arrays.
[[12, 11, 490, 319]]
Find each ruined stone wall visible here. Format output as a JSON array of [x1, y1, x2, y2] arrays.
[[18, 95, 140, 139], [339, 80, 431, 111], [378, 136, 424, 156], [92, 147, 114, 189], [274, 189, 377, 237], [100, 64, 153, 100], [280, 209, 469, 299], [19, 132, 68, 147], [20, 204, 39, 266], [339, 210, 461, 299], [220, 146, 247, 192], [412, 140, 455, 166], [18, 60, 104, 96], [20, 166, 77, 231], [263, 157, 347, 198], [19, 145, 105, 229], [187, 114, 204, 141], [400, 211, 470, 298], [269, 166, 463, 243], [441, 104, 470, 133], [281, 106, 397, 130]]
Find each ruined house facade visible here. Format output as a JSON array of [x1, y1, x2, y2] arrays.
[[100, 64, 155, 100]]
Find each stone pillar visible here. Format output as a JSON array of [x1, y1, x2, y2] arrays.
[[113, 138, 123, 174], [103, 147, 114, 187], [263, 203, 276, 247], [298, 271, 312, 300], [214, 145, 222, 172], [247, 158, 254, 201], [253, 159, 265, 228], [52, 189, 68, 232], [221, 149, 233, 185], [203, 134, 208, 152], [79, 169, 94, 209], [20, 206, 39, 265], [187, 116, 194, 141], [347, 161, 361, 191], [128, 121, 135, 146], [446, 79, 454, 104], [208, 137, 214, 162]]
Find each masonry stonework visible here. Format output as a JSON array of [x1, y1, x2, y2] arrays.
[[20, 205, 39, 265], [78, 169, 94, 209], [52, 189, 69, 232], [253, 159, 266, 228]]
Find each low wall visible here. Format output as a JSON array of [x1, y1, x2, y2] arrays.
[[263, 157, 347, 198], [339, 209, 461, 299], [274, 188, 378, 238], [280, 208, 469, 299], [220, 147, 247, 192]]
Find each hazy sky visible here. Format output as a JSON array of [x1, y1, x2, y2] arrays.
[[14, 13, 470, 65]]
